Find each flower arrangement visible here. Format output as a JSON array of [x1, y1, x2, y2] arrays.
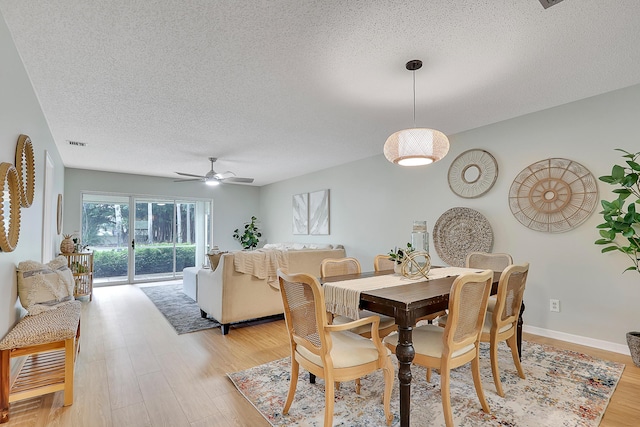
[[388, 243, 414, 265]]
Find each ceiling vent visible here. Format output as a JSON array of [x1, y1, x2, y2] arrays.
[[67, 140, 87, 147], [539, 0, 564, 8]]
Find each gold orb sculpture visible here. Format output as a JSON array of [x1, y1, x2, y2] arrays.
[[400, 250, 431, 280]]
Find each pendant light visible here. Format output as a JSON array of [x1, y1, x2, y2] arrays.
[[384, 60, 450, 166]]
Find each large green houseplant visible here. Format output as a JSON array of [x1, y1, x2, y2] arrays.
[[595, 148, 640, 367], [233, 216, 262, 250], [595, 149, 640, 273]]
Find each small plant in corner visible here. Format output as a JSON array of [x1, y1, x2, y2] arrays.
[[595, 149, 640, 273], [233, 216, 262, 250], [388, 243, 414, 265]]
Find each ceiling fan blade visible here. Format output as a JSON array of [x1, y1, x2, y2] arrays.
[[176, 172, 206, 178], [213, 171, 236, 180], [173, 178, 204, 182], [223, 177, 254, 184]]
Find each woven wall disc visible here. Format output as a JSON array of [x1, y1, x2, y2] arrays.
[[508, 158, 598, 233], [448, 149, 498, 198], [433, 207, 493, 267]]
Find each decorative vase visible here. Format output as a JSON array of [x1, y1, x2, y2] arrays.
[[626, 331, 640, 367], [60, 234, 74, 254], [394, 263, 402, 274]]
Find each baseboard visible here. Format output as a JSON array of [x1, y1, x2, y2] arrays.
[[523, 325, 630, 356]]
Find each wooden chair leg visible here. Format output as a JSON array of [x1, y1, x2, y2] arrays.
[[490, 336, 504, 397], [382, 357, 394, 426], [426, 367, 432, 383], [283, 358, 299, 414], [440, 364, 454, 427], [324, 371, 335, 427], [507, 334, 525, 379], [471, 351, 491, 414]]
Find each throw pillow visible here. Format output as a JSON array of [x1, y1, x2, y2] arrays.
[[17, 256, 75, 316]]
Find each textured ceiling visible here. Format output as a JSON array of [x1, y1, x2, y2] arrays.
[[1, 1, 640, 186]]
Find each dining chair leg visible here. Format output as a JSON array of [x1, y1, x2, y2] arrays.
[[284, 358, 299, 414], [440, 363, 454, 427], [382, 357, 394, 425], [471, 350, 491, 414], [355, 378, 361, 394], [507, 333, 526, 379], [426, 367, 432, 382], [489, 336, 505, 397], [324, 370, 335, 427]]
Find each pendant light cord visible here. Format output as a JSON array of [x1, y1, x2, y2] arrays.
[[412, 69, 416, 127]]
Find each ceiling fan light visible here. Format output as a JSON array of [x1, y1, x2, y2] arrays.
[[384, 128, 450, 166], [205, 179, 220, 186]]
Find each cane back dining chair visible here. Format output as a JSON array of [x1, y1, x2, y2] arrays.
[[321, 258, 397, 339], [437, 263, 529, 397], [465, 252, 513, 313], [373, 254, 396, 272], [277, 269, 394, 427], [482, 263, 529, 396], [383, 270, 494, 427]]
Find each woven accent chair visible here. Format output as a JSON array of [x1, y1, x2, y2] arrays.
[[437, 263, 529, 397], [277, 270, 394, 427], [373, 254, 395, 272], [322, 258, 397, 339], [384, 270, 493, 427], [465, 252, 513, 313]]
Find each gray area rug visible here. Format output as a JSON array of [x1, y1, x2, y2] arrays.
[[140, 284, 220, 335]]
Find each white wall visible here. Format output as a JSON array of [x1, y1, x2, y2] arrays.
[[0, 12, 65, 336], [260, 84, 640, 352], [64, 169, 261, 251]]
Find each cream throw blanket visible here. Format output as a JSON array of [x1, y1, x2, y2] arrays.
[[324, 267, 483, 320], [233, 249, 290, 287]]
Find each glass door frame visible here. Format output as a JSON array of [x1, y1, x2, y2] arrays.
[[80, 191, 213, 286]]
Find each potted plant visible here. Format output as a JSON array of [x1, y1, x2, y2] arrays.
[[388, 243, 414, 273], [233, 216, 262, 250], [595, 148, 640, 366]]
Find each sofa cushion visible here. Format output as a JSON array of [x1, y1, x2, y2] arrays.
[[17, 256, 75, 316]]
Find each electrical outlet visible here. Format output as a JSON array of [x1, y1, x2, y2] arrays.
[[550, 299, 560, 312]]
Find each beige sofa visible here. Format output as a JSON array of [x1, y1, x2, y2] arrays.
[[197, 247, 346, 334]]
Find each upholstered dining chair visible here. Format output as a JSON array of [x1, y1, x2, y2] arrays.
[[465, 252, 513, 313], [277, 269, 394, 427], [437, 263, 529, 397], [373, 254, 396, 272], [383, 270, 493, 427], [321, 258, 397, 339]]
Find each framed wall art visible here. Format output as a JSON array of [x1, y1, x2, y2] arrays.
[[292, 192, 309, 234], [309, 189, 330, 235]]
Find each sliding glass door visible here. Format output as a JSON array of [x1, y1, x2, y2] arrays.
[[82, 193, 212, 285]]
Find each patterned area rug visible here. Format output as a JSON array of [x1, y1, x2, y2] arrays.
[[140, 284, 220, 334], [228, 341, 624, 426]]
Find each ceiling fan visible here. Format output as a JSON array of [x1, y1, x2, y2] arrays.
[[174, 157, 254, 186]]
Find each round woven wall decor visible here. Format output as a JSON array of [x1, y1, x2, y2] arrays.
[[448, 149, 498, 198], [508, 158, 598, 233], [433, 207, 493, 267]]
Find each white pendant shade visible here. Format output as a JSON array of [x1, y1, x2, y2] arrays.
[[384, 127, 450, 166]]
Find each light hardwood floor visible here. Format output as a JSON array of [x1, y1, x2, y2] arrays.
[[3, 283, 639, 426]]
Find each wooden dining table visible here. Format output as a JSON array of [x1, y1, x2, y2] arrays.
[[321, 268, 519, 427]]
